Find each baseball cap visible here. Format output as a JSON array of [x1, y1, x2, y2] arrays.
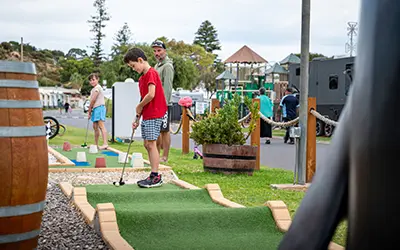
[[151, 40, 166, 49]]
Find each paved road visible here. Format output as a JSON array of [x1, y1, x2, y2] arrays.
[[44, 109, 330, 171]]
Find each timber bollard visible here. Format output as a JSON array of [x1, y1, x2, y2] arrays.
[[182, 107, 190, 154], [306, 97, 316, 182], [211, 98, 220, 113], [250, 98, 261, 171]]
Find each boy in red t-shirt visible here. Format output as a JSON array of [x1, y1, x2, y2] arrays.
[[123, 48, 168, 188]]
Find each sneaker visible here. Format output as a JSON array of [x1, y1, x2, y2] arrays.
[[137, 174, 163, 188]]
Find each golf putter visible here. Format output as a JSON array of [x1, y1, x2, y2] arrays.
[[81, 118, 90, 147], [113, 115, 140, 187]]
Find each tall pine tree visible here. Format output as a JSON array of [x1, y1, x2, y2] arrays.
[[88, 0, 111, 67], [111, 22, 133, 56], [193, 20, 221, 54]]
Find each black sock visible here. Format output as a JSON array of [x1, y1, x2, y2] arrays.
[[150, 172, 158, 177]]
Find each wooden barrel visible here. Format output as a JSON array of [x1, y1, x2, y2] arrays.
[[0, 60, 48, 249], [202, 144, 257, 176]]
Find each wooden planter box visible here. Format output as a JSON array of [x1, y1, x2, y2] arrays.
[[202, 144, 257, 176]]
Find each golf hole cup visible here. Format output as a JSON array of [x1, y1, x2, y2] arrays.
[[118, 152, 129, 164], [89, 145, 98, 154], [76, 152, 87, 162], [131, 153, 144, 168]]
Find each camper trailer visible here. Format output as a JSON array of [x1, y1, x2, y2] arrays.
[[288, 56, 355, 137]]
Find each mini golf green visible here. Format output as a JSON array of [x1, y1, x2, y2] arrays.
[[86, 184, 284, 250], [53, 147, 150, 168]]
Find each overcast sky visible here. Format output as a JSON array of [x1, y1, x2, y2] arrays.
[[0, 0, 361, 63]]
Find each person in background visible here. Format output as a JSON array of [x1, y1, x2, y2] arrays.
[[258, 87, 274, 144], [87, 73, 109, 150], [152, 40, 174, 163], [64, 102, 70, 114], [279, 87, 299, 144]]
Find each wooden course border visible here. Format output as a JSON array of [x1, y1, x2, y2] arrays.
[[48, 146, 75, 167]]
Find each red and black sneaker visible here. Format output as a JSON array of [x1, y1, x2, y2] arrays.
[[137, 174, 163, 188]]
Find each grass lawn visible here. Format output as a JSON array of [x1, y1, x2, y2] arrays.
[[86, 184, 284, 250], [50, 125, 346, 246]]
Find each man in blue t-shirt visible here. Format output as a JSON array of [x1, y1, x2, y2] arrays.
[[279, 87, 299, 144]]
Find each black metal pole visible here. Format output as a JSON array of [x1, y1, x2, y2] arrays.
[[110, 85, 115, 143], [278, 0, 400, 249]]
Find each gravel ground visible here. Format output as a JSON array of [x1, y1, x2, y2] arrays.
[[48, 170, 177, 186], [38, 182, 109, 250], [38, 170, 177, 249]]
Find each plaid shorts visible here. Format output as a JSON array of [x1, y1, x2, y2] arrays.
[[141, 117, 163, 141]]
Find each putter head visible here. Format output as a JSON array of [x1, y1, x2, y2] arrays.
[[81, 143, 87, 148], [119, 181, 125, 186]]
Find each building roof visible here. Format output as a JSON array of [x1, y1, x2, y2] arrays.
[[224, 45, 268, 64], [280, 53, 301, 65], [216, 70, 237, 80], [266, 63, 288, 74], [39, 87, 81, 95]]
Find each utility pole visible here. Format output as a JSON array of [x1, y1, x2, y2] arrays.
[[20, 37, 23, 61], [345, 22, 358, 57], [297, 0, 311, 185]]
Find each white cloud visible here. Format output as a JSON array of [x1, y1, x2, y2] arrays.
[[0, 0, 361, 62]]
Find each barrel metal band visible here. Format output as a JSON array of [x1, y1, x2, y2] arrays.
[[0, 126, 46, 137], [0, 229, 40, 244], [0, 201, 45, 217], [0, 61, 36, 74], [0, 80, 39, 89], [0, 100, 43, 108]]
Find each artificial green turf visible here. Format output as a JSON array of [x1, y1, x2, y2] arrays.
[[86, 184, 284, 250], [52, 147, 150, 168]]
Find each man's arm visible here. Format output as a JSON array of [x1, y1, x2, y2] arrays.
[[162, 64, 174, 103]]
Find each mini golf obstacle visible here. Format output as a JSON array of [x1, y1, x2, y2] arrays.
[[48, 145, 171, 172]]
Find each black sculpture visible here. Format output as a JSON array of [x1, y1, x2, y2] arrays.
[[279, 1, 400, 249]]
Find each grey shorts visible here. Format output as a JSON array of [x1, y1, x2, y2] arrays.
[[141, 117, 163, 141]]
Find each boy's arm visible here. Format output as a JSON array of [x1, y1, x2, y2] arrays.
[[137, 83, 156, 115]]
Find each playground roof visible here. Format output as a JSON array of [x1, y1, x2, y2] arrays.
[[224, 45, 268, 64], [280, 53, 301, 64], [266, 63, 288, 74], [216, 70, 236, 80]]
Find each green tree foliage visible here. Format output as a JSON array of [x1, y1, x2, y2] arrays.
[[111, 23, 133, 56], [294, 52, 328, 61], [66, 48, 89, 60], [88, 0, 111, 67], [193, 20, 221, 54], [59, 57, 95, 84]]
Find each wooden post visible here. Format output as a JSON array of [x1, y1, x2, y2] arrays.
[[250, 98, 261, 171], [182, 107, 190, 154], [306, 97, 316, 182], [211, 99, 220, 113]]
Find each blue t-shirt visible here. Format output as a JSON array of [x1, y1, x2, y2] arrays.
[[280, 94, 299, 118], [258, 95, 273, 118]]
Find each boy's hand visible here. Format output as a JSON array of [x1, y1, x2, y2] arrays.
[[132, 120, 139, 129], [88, 111, 91, 120]]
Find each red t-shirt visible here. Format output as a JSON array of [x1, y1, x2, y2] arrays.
[[138, 67, 167, 120]]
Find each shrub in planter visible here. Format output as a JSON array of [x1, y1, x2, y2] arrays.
[[190, 94, 260, 175]]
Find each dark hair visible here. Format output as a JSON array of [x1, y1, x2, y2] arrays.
[[259, 87, 266, 95], [123, 48, 148, 64], [286, 87, 293, 93], [88, 72, 99, 81]]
